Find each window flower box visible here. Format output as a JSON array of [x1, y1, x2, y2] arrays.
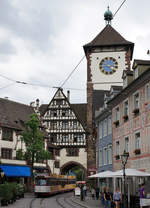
[[115, 155, 120, 160], [123, 115, 128, 122], [113, 120, 119, 127], [134, 148, 141, 155], [133, 108, 139, 116]]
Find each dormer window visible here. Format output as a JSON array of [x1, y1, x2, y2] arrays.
[[2, 127, 13, 141]]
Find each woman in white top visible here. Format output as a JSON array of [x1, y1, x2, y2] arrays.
[[113, 188, 121, 208]]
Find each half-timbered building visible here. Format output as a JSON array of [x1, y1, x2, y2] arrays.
[[39, 88, 87, 175]]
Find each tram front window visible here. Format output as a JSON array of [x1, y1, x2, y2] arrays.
[[36, 178, 47, 186]]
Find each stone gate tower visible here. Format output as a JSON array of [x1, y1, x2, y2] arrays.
[[83, 7, 134, 175]]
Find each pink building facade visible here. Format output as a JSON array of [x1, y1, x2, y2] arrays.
[[108, 61, 150, 172]]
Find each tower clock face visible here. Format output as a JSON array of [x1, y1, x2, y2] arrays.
[[99, 57, 118, 75]]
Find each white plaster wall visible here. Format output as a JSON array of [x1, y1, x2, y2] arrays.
[[60, 148, 87, 169], [90, 51, 126, 90]]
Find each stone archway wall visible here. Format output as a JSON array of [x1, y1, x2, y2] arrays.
[[60, 160, 87, 178]]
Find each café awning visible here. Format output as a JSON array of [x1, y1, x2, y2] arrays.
[[0, 165, 31, 177]]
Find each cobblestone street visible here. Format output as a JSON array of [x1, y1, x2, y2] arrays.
[[0, 192, 103, 208]]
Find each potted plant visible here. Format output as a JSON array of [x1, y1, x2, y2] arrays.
[[0, 183, 13, 206], [115, 155, 120, 160], [123, 114, 128, 121], [113, 120, 120, 127], [133, 108, 139, 116], [134, 148, 141, 155]]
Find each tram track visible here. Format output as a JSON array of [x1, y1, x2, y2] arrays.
[[29, 197, 45, 208], [56, 195, 86, 208]]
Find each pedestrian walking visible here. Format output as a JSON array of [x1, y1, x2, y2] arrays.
[[95, 186, 100, 200], [80, 185, 84, 201], [103, 187, 112, 208], [113, 188, 121, 208], [91, 187, 95, 199], [139, 184, 145, 208], [83, 184, 87, 197]]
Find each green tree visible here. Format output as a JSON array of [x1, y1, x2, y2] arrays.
[[71, 166, 85, 181], [21, 114, 51, 177]]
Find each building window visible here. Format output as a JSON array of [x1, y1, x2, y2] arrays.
[[55, 161, 60, 168], [108, 117, 112, 135], [125, 137, 129, 153], [77, 134, 83, 143], [124, 100, 129, 116], [115, 107, 120, 121], [103, 147, 107, 165], [114, 107, 120, 127], [62, 110, 66, 117], [99, 149, 103, 167], [62, 121, 68, 129], [2, 127, 13, 141], [55, 149, 60, 156], [1, 148, 12, 159], [145, 83, 150, 101], [49, 134, 57, 143], [66, 148, 79, 156], [103, 119, 107, 137], [99, 122, 103, 139], [56, 100, 61, 105], [134, 92, 139, 110], [108, 145, 112, 164], [51, 121, 57, 130], [73, 121, 77, 129], [51, 110, 57, 117], [135, 132, 140, 149], [62, 134, 69, 143], [116, 141, 120, 158]]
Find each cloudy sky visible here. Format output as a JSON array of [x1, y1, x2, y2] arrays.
[[0, 0, 150, 105]]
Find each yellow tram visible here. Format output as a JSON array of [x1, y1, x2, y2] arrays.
[[34, 174, 76, 197]]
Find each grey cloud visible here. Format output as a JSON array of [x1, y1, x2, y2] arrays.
[[0, 1, 55, 51], [0, 40, 16, 55]]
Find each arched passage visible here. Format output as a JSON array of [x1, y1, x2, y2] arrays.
[[60, 161, 87, 180]]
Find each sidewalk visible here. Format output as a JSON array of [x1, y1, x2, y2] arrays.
[[71, 193, 104, 208]]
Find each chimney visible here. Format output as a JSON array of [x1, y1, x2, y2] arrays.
[[30, 102, 35, 107], [67, 90, 70, 102]]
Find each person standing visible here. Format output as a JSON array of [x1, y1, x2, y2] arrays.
[[95, 186, 100, 200], [113, 188, 121, 208], [104, 187, 112, 208], [139, 184, 145, 208]]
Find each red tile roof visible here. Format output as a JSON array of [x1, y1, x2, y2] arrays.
[[83, 24, 134, 57]]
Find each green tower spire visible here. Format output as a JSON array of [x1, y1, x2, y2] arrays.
[[104, 6, 113, 25]]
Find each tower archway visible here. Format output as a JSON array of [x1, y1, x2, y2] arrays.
[[60, 161, 87, 180]]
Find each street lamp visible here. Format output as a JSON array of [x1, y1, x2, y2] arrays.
[[121, 150, 129, 208]]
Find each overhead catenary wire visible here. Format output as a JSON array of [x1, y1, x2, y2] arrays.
[[60, 55, 85, 88], [0, 1, 127, 93], [113, 0, 127, 17]]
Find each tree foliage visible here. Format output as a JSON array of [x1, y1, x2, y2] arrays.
[[21, 114, 51, 176]]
